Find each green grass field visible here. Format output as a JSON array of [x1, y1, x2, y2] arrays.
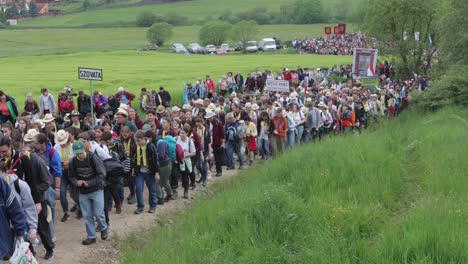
[[0, 24, 331, 57], [19, 0, 293, 27], [0, 51, 352, 105], [121, 107, 468, 263]]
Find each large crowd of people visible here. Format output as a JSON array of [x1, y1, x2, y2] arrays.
[[0, 64, 422, 262], [292, 33, 390, 55]]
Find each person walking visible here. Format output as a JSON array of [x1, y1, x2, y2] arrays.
[[39, 88, 56, 117], [0, 136, 54, 260], [131, 131, 160, 214], [0, 176, 27, 264], [225, 112, 244, 170], [68, 140, 108, 245], [0, 91, 18, 125]]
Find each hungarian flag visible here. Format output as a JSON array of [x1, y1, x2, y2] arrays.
[[367, 62, 374, 77]]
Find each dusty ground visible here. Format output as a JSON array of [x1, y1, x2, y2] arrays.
[[34, 169, 239, 264]]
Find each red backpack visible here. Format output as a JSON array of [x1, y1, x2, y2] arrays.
[[175, 144, 184, 164]]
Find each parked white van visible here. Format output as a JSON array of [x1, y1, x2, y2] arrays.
[[259, 38, 277, 51]]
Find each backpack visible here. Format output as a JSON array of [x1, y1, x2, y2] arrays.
[[97, 147, 124, 179], [163, 135, 177, 161], [156, 139, 170, 162], [13, 179, 21, 195], [226, 124, 238, 141], [175, 144, 184, 164]]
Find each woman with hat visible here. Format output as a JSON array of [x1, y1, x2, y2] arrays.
[[318, 102, 333, 135], [257, 111, 274, 160], [42, 113, 58, 144], [53, 129, 80, 222], [66, 110, 90, 132], [289, 102, 306, 144], [113, 108, 137, 135], [156, 105, 166, 118]]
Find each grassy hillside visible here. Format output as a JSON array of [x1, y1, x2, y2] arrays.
[[0, 24, 330, 57], [0, 52, 351, 105], [19, 0, 293, 27], [121, 107, 467, 263]]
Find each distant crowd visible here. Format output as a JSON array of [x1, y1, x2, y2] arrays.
[[0, 63, 427, 262], [292, 33, 391, 55]]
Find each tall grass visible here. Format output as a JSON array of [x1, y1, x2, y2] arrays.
[[121, 107, 467, 263]]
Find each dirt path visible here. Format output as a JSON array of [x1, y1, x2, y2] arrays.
[[34, 169, 239, 264]]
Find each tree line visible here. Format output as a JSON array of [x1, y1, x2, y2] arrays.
[[363, 0, 467, 110], [146, 20, 258, 54]]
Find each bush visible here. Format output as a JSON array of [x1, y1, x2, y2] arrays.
[[199, 21, 231, 46], [146, 22, 173, 46], [163, 11, 188, 26], [0, 11, 5, 24], [417, 64, 468, 111], [29, 1, 39, 17], [136, 11, 156, 27], [5, 6, 19, 19], [82, 0, 90, 10]]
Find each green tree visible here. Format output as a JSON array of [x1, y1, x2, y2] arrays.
[[364, 0, 441, 76], [438, 0, 468, 65], [136, 11, 155, 27], [19, 1, 28, 17], [5, 6, 19, 19], [0, 10, 6, 24], [230, 20, 258, 53], [199, 21, 231, 46], [146, 22, 173, 46], [82, 0, 90, 11], [292, 0, 324, 24], [29, 1, 40, 17]]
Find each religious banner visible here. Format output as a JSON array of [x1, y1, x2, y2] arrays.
[[352, 48, 379, 79]]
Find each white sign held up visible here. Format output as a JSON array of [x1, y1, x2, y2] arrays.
[[266, 80, 290, 93], [78, 67, 103, 81]]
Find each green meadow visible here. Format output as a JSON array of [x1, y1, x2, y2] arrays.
[[0, 24, 331, 57], [0, 52, 352, 105], [122, 107, 468, 263], [19, 0, 293, 27]]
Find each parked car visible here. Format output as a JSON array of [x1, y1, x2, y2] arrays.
[[273, 37, 286, 49], [171, 43, 187, 53], [259, 38, 277, 51], [246, 41, 258, 53], [205, 44, 216, 54], [234, 41, 243, 51], [138, 44, 159, 51], [216, 43, 230, 55], [187, 43, 205, 54]]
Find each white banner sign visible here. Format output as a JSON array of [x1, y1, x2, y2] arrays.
[[266, 80, 290, 93], [78, 67, 103, 81]]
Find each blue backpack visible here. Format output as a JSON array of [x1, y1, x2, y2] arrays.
[[162, 135, 177, 161]]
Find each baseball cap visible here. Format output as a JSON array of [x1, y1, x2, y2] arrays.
[[72, 141, 85, 155]]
